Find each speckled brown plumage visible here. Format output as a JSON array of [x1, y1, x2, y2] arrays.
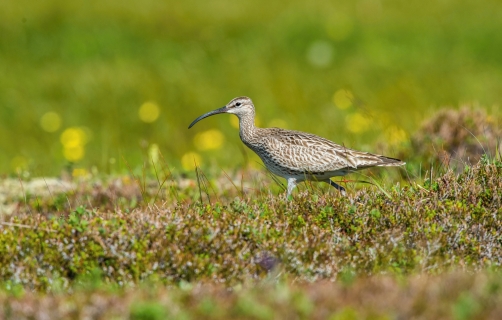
[[189, 96, 405, 197]]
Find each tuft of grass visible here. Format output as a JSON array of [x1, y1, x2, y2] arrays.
[[407, 106, 502, 171]]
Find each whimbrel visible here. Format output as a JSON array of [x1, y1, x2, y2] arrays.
[[188, 97, 405, 197]]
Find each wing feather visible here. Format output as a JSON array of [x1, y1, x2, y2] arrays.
[[260, 128, 402, 173]]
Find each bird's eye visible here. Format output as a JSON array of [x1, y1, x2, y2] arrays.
[[235, 102, 241, 107]]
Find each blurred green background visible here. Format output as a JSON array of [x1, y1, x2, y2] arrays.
[[1, 0, 501, 176]]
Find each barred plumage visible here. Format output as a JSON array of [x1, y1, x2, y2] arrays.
[[189, 96, 405, 197]]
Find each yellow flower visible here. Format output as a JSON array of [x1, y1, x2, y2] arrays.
[[139, 101, 160, 123], [333, 89, 353, 110], [181, 152, 202, 171], [122, 176, 132, 185], [385, 126, 408, 145], [60, 127, 89, 162], [40, 112, 61, 132], [72, 168, 88, 178], [345, 112, 370, 133], [60, 127, 87, 148], [64, 146, 85, 162], [194, 129, 225, 151]]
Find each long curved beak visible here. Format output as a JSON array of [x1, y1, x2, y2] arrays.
[[188, 106, 228, 129]]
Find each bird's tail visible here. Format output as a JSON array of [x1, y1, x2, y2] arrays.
[[376, 155, 405, 167]]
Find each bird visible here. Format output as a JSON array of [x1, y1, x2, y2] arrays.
[[188, 96, 405, 198]]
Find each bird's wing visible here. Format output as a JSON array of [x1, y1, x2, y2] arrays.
[[262, 128, 399, 173]]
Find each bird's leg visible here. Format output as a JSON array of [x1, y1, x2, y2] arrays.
[[286, 177, 297, 199], [325, 179, 347, 196]]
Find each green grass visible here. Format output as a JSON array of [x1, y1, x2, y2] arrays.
[[1, 0, 502, 175], [0, 159, 501, 318]]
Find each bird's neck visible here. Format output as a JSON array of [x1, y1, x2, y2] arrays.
[[237, 113, 256, 142]]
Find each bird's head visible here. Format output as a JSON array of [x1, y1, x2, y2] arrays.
[[188, 96, 254, 129]]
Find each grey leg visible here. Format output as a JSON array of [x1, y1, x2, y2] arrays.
[[286, 177, 297, 198], [325, 179, 347, 196]]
